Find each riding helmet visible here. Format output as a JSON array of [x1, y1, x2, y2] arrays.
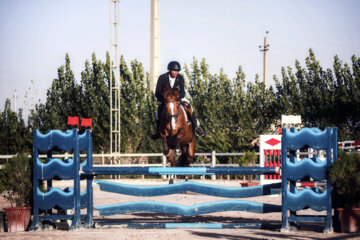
[[167, 61, 181, 71]]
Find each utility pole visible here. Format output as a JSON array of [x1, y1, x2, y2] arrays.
[[109, 0, 121, 157], [150, 0, 160, 92], [259, 31, 270, 88]]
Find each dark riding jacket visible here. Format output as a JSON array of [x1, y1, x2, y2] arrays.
[[155, 73, 185, 103]]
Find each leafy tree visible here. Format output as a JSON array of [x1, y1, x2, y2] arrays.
[[29, 54, 82, 132], [0, 99, 31, 154], [274, 49, 360, 140], [333, 55, 360, 139], [185, 58, 231, 153], [27, 49, 360, 156], [79, 53, 110, 152], [119, 56, 159, 153], [245, 75, 277, 137], [184, 58, 257, 155], [228, 66, 255, 150]]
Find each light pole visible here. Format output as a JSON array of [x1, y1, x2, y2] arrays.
[[150, 0, 161, 92]]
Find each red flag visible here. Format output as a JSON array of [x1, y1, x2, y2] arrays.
[[67, 116, 79, 128], [81, 118, 92, 130]]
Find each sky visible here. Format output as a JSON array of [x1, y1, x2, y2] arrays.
[[0, 0, 360, 119]]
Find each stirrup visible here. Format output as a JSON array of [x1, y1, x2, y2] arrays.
[[195, 127, 205, 137]]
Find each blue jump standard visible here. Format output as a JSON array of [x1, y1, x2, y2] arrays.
[[83, 166, 278, 175]]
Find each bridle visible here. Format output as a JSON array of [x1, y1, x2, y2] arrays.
[[164, 100, 181, 130]]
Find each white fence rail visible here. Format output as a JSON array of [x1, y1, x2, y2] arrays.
[[0, 152, 248, 172], [1, 141, 358, 170], [0, 152, 247, 180]]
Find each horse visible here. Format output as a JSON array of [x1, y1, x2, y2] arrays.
[[159, 85, 196, 168]]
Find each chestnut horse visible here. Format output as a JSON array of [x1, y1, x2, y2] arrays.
[[159, 86, 196, 167]]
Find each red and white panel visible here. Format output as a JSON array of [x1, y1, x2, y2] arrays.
[[259, 135, 282, 185]]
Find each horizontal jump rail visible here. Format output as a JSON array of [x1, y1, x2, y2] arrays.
[[95, 222, 262, 229], [95, 180, 281, 197], [83, 166, 279, 176], [96, 200, 282, 217]]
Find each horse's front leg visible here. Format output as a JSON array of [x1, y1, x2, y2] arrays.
[[166, 149, 176, 184], [161, 136, 170, 156], [161, 136, 176, 167], [167, 149, 176, 167]]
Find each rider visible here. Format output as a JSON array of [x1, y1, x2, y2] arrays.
[[151, 61, 205, 140]]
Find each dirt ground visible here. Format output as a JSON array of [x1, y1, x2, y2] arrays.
[[1, 179, 359, 240]]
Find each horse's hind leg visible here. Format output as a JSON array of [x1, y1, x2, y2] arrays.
[[180, 143, 194, 181], [177, 149, 187, 167], [183, 138, 196, 182], [186, 137, 196, 166], [178, 144, 191, 166]]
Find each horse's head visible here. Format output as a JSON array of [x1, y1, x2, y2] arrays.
[[162, 86, 181, 132], [163, 85, 180, 102]]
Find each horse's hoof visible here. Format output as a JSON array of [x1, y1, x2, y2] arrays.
[[169, 179, 174, 184]]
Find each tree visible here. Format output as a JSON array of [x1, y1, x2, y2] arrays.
[[27, 49, 360, 155], [119, 56, 159, 153], [0, 99, 31, 154], [29, 54, 82, 132], [79, 53, 110, 152], [184, 58, 258, 156], [333, 55, 360, 139], [185, 58, 231, 153], [273, 49, 360, 140], [228, 66, 254, 150]]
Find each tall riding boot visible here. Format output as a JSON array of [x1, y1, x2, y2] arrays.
[[151, 119, 161, 140], [191, 112, 205, 137]]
